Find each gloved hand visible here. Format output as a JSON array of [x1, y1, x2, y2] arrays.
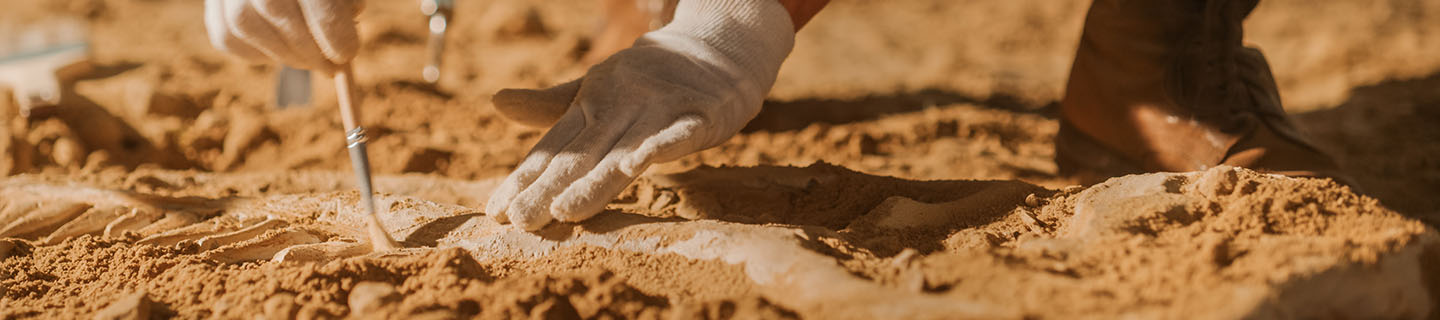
[[203, 0, 361, 71], [485, 0, 796, 230]]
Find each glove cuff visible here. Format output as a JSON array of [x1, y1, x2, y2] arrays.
[[658, 0, 796, 99]]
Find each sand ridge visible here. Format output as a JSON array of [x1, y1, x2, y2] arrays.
[[3, 166, 1437, 319], [2, 0, 1439, 318]]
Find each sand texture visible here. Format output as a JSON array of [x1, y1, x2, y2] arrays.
[[2, 166, 1436, 319], [2, 0, 1439, 318]]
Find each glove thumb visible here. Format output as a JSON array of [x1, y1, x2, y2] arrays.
[[492, 78, 580, 128]]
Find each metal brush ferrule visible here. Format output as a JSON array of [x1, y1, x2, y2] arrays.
[[346, 127, 368, 148]]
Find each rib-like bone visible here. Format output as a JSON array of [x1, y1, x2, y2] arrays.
[[134, 212, 201, 237], [0, 239, 16, 260], [136, 215, 237, 247], [43, 206, 128, 245], [195, 218, 287, 251], [851, 182, 1037, 230], [0, 202, 91, 239], [204, 229, 322, 264], [104, 208, 164, 238], [271, 240, 371, 263], [0, 200, 36, 224]]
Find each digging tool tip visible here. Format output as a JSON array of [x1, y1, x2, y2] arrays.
[[334, 64, 401, 252]]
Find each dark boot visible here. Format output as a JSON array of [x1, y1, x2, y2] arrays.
[[1056, 0, 1349, 185]]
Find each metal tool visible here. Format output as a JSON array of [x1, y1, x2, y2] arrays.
[[420, 0, 453, 83], [274, 65, 311, 109], [333, 64, 400, 251], [0, 18, 90, 118]]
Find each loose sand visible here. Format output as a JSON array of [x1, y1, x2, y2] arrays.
[[2, 0, 1439, 319], [2, 166, 1435, 318]]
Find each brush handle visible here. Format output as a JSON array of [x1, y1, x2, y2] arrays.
[[333, 64, 399, 251], [334, 64, 361, 131]]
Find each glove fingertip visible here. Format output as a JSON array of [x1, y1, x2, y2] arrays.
[[484, 181, 522, 222], [552, 159, 642, 224], [550, 185, 606, 223], [484, 197, 510, 223], [490, 211, 510, 224], [511, 208, 554, 231]]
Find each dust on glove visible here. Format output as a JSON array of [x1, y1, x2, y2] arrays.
[[485, 0, 796, 230]]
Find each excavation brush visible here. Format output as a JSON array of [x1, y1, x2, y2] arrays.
[[333, 64, 400, 251]]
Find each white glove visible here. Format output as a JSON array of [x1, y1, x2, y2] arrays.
[[485, 0, 796, 230], [203, 0, 361, 71]]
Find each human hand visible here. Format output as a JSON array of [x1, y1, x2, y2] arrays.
[[485, 0, 796, 230], [203, 0, 361, 72]]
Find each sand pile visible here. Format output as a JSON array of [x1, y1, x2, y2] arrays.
[[3, 0, 1440, 318], [4, 0, 1438, 207], [2, 166, 1435, 318]]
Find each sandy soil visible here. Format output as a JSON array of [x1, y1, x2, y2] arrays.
[[2, 0, 1439, 318]]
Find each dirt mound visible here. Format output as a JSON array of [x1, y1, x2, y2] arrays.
[[5, 0, 1438, 209], [1, 238, 734, 319], [2, 166, 1435, 318], [3, 0, 1439, 318]]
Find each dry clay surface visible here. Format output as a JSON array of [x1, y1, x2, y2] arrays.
[[2, 166, 1436, 319], [2, 0, 1437, 214], [2, 0, 1440, 318]]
